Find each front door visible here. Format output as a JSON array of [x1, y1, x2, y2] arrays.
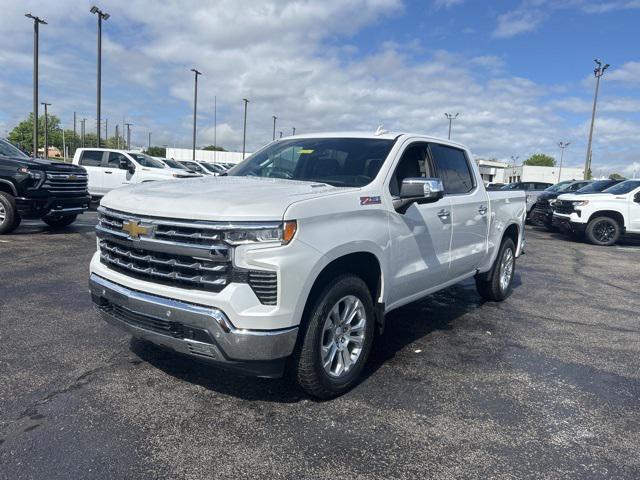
[[430, 143, 489, 278], [387, 141, 453, 307]]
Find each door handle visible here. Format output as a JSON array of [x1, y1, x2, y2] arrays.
[[104, 171, 113, 174], [478, 205, 487, 215], [437, 209, 450, 219]]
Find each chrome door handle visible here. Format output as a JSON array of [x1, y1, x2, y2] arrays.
[[437, 209, 450, 219], [478, 205, 487, 215], [104, 171, 113, 174]]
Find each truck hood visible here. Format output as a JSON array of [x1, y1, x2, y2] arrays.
[[101, 176, 354, 221], [1, 155, 86, 173]]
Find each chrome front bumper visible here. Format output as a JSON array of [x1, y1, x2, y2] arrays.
[[89, 274, 298, 377]]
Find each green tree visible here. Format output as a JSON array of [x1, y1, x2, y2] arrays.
[[145, 146, 167, 157], [523, 153, 556, 167], [609, 173, 626, 180], [202, 145, 226, 151], [8, 113, 64, 155]]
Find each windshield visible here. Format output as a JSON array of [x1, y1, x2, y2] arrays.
[[200, 163, 224, 173], [545, 181, 572, 192], [163, 158, 188, 170], [576, 180, 616, 193], [180, 161, 205, 173], [128, 153, 165, 169], [501, 183, 522, 190], [229, 138, 395, 187], [0, 138, 29, 159], [603, 180, 640, 195]]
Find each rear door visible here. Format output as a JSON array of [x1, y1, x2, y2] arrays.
[[78, 150, 106, 195], [430, 143, 489, 278]]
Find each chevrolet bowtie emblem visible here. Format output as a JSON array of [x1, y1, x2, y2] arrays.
[[69, 174, 77, 180], [122, 220, 150, 239]]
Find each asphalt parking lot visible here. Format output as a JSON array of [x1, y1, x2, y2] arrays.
[[1, 212, 639, 479]]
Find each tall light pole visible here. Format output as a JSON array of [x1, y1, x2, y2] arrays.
[[213, 95, 217, 163], [292, 127, 296, 136], [445, 112, 459, 140], [73, 112, 77, 155], [272, 115, 277, 141], [190, 68, 202, 160], [242, 98, 249, 159], [557, 141, 570, 182], [148, 132, 151, 151], [25, 13, 47, 157], [584, 59, 609, 180], [90, 6, 110, 148], [41, 102, 51, 158], [104, 118, 108, 141], [125, 123, 132, 150], [81, 118, 86, 147]]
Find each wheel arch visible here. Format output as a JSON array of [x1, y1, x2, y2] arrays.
[[587, 210, 625, 229], [0, 179, 18, 196]]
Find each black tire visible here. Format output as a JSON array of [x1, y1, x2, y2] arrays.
[[293, 275, 375, 399], [0, 192, 19, 235], [475, 237, 516, 302], [585, 216, 620, 246], [43, 214, 78, 228]]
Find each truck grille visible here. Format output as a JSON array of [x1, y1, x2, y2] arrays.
[[533, 199, 552, 213], [96, 207, 278, 304], [553, 200, 575, 215], [44, 172, 88, 195]]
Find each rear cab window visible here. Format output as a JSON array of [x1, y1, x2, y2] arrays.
[[79, 150, 104, 167]]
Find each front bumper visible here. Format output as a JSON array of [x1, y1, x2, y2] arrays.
[[16, 194, 90, 219], [530, 207, 552, 226], [89, 274, 298, 378], [552, 214, 586, 234]]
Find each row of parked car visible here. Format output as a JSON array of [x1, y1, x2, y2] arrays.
[[492, 178, 640, 246]]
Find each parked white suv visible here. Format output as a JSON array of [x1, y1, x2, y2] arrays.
[[552, 179, 640, 245], [89, 132, 526, 398], [72, 148, 196, 198]]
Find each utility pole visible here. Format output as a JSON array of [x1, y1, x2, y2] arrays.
[[125, 123, 132, 150], [104, 118, 108, 142], [444, 112, 459, 140], [41, 102, 51, 158], [557, 141, 570, 182], [279, 131, 283, 139], [585, 59, 609, 180], [213, 95, 217, 163], [190, 68, 202, 160], [73, 112, 77, 155], [292, 127, 296, 136], [242, 98, 249, 159], [115, 124, 119, 149], [25, 13, 47, 157], [81, 118, 86, 147], [148, 132, 151, 151], [272, 115, 277, 141], [90, 6, 110, 148], [62, 126, 66, 161]]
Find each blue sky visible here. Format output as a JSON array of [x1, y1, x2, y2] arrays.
[[0, 0, 639, 176]]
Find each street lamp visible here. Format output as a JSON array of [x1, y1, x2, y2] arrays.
[[81, 118, 86, 147], [190, 68, 202, 160], [125, 123, 133, 150], [41, 102, 51, 158], [25, 13, 47, 157], [272, 115, 277, 141], [242, 98, 249, 159], [557, 141, 570, 182], [90, 6, 110, 148], [584, 58, 609, 180], [444, 112, 459, 140]]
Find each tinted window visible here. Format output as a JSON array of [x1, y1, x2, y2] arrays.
[[430, 144, 474, 194], [576, 180, 616, 193], [231, 138, 395, 187], [163, 159, 188, 170], [389, 142, 431, 196], [127, 153, 165, 168], [0, 139, 29, 159], [107, 152, 128, 168], [80, 150, 103, 167], [603, 180, 640, 195], [180, 161, 205, 173]]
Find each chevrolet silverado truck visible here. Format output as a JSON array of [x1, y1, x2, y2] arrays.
[[552, 179, 640, 245], [0, 138, 90, 234], [89, 132, 526, 398], [530, 180, 592, 229]]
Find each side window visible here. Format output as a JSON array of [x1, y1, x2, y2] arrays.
[[430, 143, 474, 194], [389, 142, 431, 196], [107, 152, 128, 168], [79, 150, 103, 167]]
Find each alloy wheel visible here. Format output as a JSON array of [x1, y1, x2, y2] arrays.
[[499, 247, 514, 292], [594, 221, 615, 243]]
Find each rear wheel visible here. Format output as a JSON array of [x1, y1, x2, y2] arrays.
[[585, 216, 620, 246], [0, 192, 19, 234], [476, 237, 516, 301], [43, 214, 78, 228], [293, 275, 375, 399]]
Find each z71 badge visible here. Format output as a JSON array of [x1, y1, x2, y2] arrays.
[[360, 196, 381, 206]]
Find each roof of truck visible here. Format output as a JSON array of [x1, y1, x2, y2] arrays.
[[278, 131, 468, 150]]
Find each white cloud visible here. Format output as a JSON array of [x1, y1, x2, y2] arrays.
[[608, 61, 640, 85], [492, 8, 546, 38], [433, 0, 465, 8]]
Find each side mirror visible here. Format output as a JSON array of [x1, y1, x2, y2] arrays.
[[395, 178, 444, 213], [634, 192, 640, 203], [119, 158, 129, 170]]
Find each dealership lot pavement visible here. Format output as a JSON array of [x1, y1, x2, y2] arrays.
[[1, 213, 639, 479]]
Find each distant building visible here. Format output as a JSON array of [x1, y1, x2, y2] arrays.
[[476, 158, 583, 184]]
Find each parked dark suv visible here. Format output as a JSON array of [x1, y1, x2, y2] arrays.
[[529, 180, 592, 229], [0, 138, 90, 234]]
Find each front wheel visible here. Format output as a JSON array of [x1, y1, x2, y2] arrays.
[[0, 192, 19, 234], [476, 237, 516, 302], [585, 216, 620, 246], [43, 214, 78, 228], [293, 275, 375, 399]]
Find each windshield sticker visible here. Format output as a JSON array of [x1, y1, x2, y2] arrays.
[[298, 149, 314, 154], [360, 196, 381, 206]]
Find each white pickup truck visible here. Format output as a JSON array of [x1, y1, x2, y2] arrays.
[[552, 179, 640, 245], [72, 148, 198, 199], [89, 132, 526, 398]]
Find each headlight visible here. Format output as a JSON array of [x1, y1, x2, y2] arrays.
[[572, 200, 589, 206], [224, 220, 297, 245], [18, 166, 44, 180]]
